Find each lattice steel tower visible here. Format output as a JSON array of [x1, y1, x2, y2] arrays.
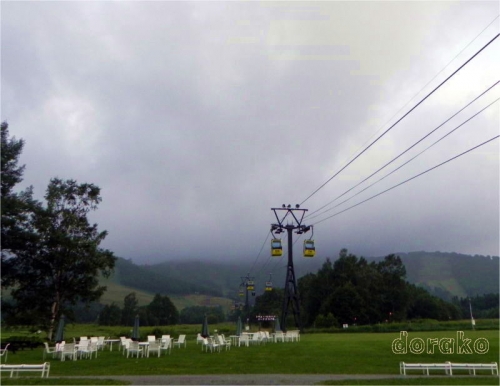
[[271, 205, 311, 332]]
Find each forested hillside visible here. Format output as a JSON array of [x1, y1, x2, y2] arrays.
[[384, 252, 499, 301], [108, 251, 499, 302], [112, 257, 227, 297]]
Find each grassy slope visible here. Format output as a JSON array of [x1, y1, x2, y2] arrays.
[[99, 277, 233, 311]]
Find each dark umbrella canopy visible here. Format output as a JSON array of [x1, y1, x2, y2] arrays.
[[274, 317, 281, 332], [132, 315, 140, 341], [201, 314, 210, 338], [55, 315, 66, 343], [236, 316, 242, 336]]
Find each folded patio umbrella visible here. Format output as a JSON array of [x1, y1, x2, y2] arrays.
[[55, 315, 66, 343], [201, 314, 210, 338], [236, 316, 242, 336], [132, 315, 140, 341], [274, 316, 281, 332]]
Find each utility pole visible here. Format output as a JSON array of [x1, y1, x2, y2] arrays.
[[271, 204, 311, 333], [469, 297, 475, 330]]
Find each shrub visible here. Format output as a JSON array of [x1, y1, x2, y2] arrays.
[[150, 327, 164, 337], [1, 336, 44, 353]]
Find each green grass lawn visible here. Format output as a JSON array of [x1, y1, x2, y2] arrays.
[[1, 330, 498, 384]]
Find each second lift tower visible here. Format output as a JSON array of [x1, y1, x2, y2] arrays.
[[271, 204, 311, 332]]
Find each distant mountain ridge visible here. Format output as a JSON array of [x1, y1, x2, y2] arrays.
[[108, 251, 499, 303], [388, 251, 499, 301]]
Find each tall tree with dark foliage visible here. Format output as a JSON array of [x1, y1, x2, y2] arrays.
[[1, 122, 116, 338]]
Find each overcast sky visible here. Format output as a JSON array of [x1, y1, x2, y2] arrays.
[[2, 1, 499, 268]]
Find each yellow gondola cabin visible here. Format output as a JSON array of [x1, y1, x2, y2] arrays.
[[303, 239, 315, 257], [271, 239, 283, 256]]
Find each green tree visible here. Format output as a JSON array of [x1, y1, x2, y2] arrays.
[[1, 122, 39, 288], [122, 292, 139, 326], [298, 271, 326, 327], [147, 294, 179, 325], [99, 303, 122, 326], [251, 288, 283, 318], [314, 312, 338, 328], [376, 254, 409, 321], [314, 314, 326, 328], [406, 284, 441, 320], [179, 305, 225, 324], [321, 282, 365, 325], [8, 178, 115, 338]]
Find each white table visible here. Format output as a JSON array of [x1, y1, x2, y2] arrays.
[[104, 339, 120, 351], [229, 335, 240, 345], [138, 342, 149, 356]]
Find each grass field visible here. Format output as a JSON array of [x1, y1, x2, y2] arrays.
[[1, 328, 498, 384]]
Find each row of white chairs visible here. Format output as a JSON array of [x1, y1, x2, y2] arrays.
[[201, 334, 232, 353], [119, 334, 186, 358], [45, 341, 99, 361], [275, 330, 300, 342], [196, 330, 300, 348], [238, 330, 300, 347], [75, 336, 107, 350]]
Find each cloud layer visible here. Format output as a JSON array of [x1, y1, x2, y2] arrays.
[[2, 1, 498, 267]]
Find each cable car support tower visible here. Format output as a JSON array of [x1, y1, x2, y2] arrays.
[[240, 274, 254, 313], [271, 205, 311, 332]]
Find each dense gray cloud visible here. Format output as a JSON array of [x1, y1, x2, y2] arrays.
[[2, 1, 498, 267]]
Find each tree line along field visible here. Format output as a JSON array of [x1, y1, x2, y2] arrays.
[[0, 328, 498, 384]]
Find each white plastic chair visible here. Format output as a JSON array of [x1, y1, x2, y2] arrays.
[[76, 340, 89, 359], [55, 341, 65, 353], [0, 343, 10, 363], [60, 343, 77, 361], [88, 341, 99, 358], [239, 334, 250, 347], [274, 331, 285, 342], [122, 339, 132, 355], [173, 334, 186, 348], [126, 341, 143, 358], [119, 336, 127, 352], [78, 341, 98, 359], [250, 333, 261, 345], [201, 338, 210, 352], [43, 342, 57, 360], [217, 335, 231, 350], [97, 336, 105, 350], [258, 331, 267, 344], [147, 341, 161, 357], [286, 330, 300, 342], [160, 337, 171, 355], [202, 338, 220, 353]]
